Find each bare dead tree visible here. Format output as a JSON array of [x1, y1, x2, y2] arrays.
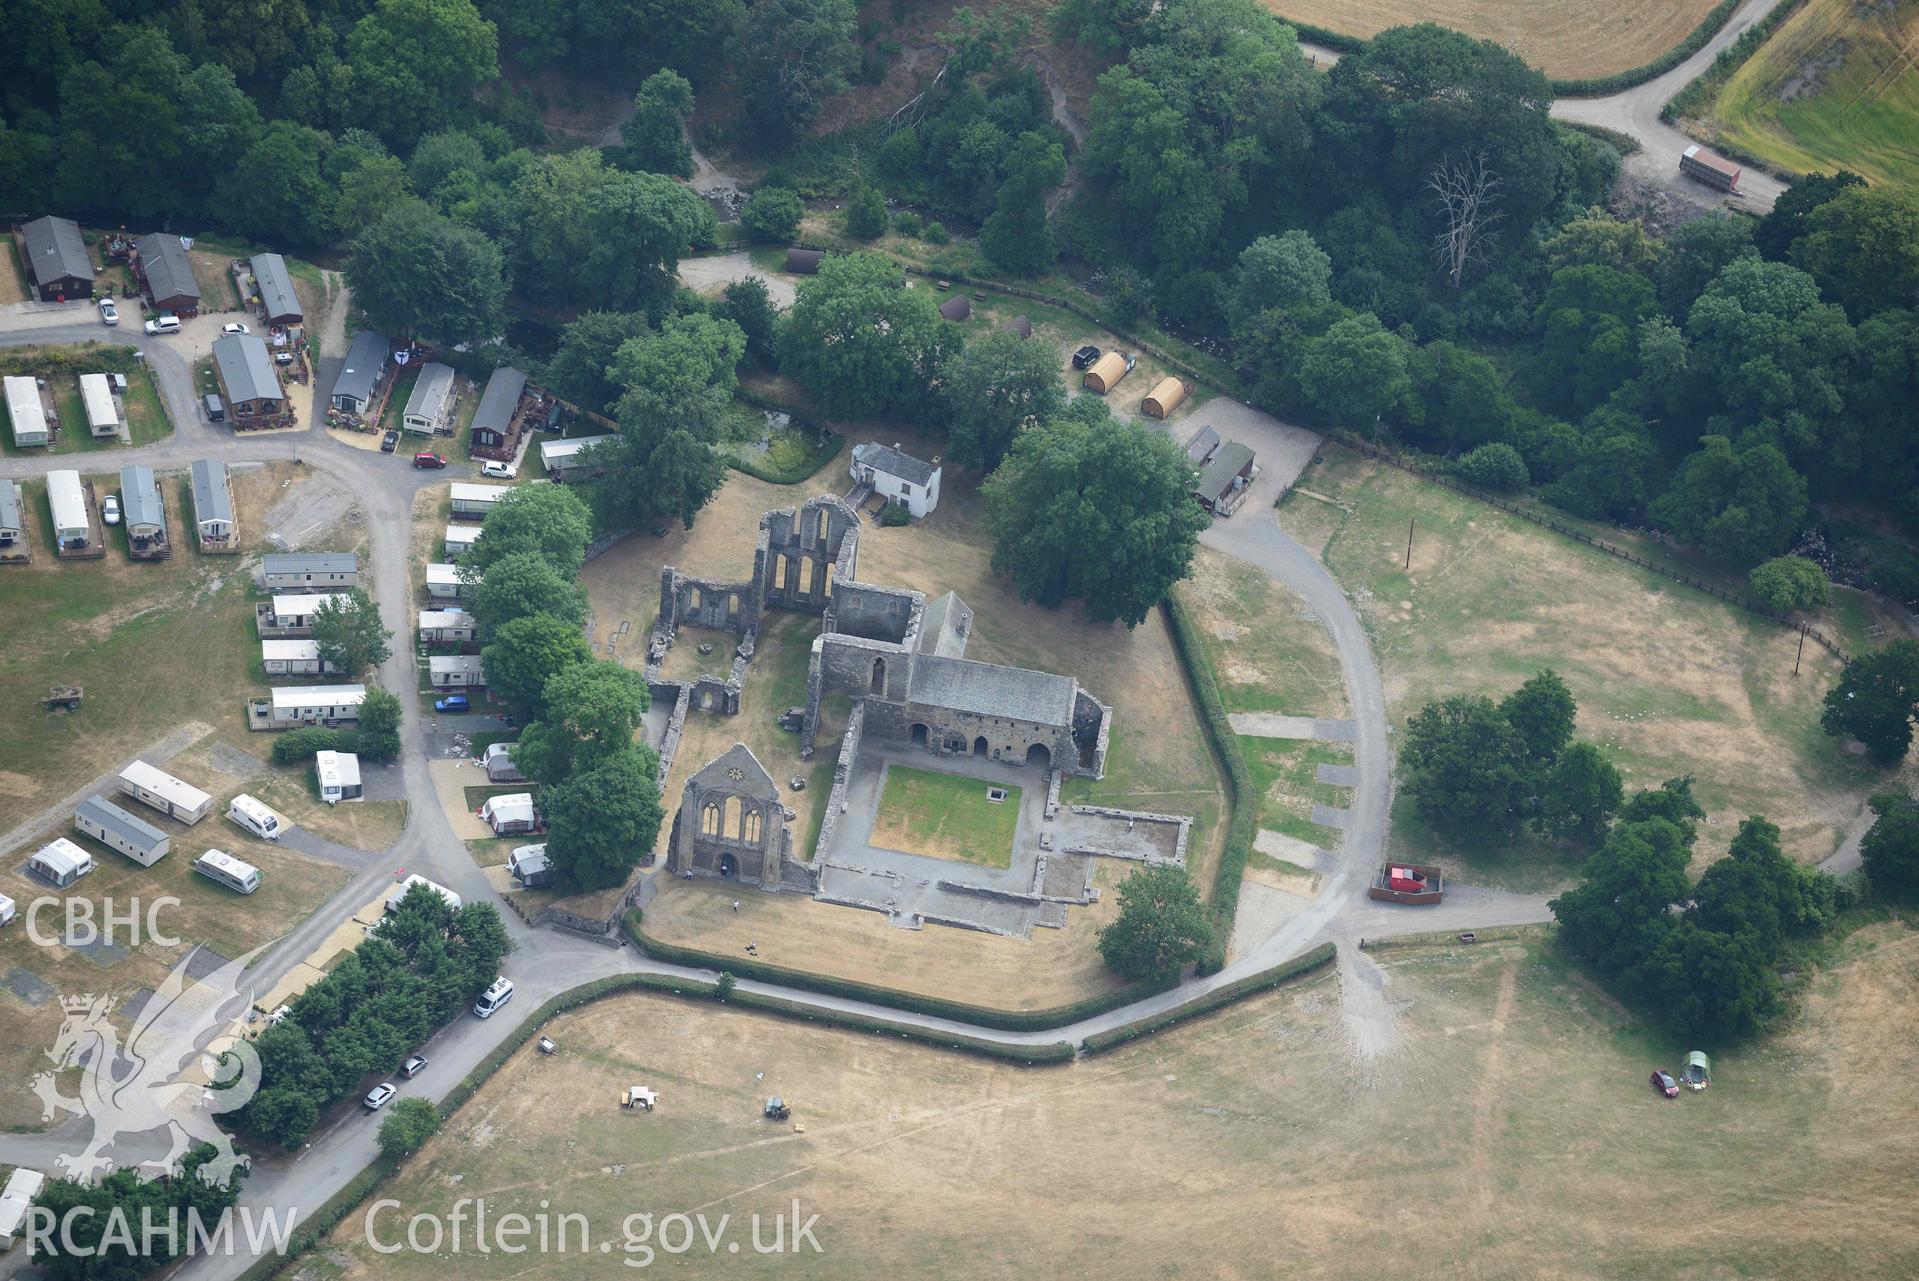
[[1428, 152, 1504, 290]]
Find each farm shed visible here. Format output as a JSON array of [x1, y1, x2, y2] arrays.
[[0, 480, 22, 546], [119, 465, 167, 547], [1184, 424, 1220, 465], [419, 607, 477, 643], [17, 215, 94, 300], [387, 873, 461, 914], [135, 232, 201, 315], [190, 458, 234, 546], [450, 482, 509, 520], [508, 843, 552, 888], [117, 760, 213, 824], [28, 838, 95, 887], [1141, 377, 1189, 419], [481, 792, 539, 835], [262, 638, 337, 675], [76, 794, 171, 867], [1002, 314, 1032, 339], [469, 366, 528, 455], [79, 372, 119, 437], [1082, 351, 1131, 394], [5, 375, 49, 448], [1193, 441, 1256, 516], [443, 523, 482, 560], [331, 330, 390, 413], [250, 683, 367, 730], [786, 248, 824, 274], [249, 253, 302, 325], [402, 362, 456, 435], [938, 295, 971, 321], [424, 562, 466, 600], [265, 592, 346, 631], [260, 552, 357, 590], [540, 435, 613, 481], [429, 653, 486, 687], [483, 741, 523, 783], [213, 332, 284, 418], [315, 750, 362, 804], [47, 470, 89, 546], [850, 440, 941, 518]]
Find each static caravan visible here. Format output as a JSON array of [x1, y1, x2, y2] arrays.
[[429, 654, 485, 688], [331, 330, 390, 414], [508, 843, 552, 888], [46, 470, 90, 547], [449, 483, 509, 521], [387, 873, 461, 915], [402, 362, 456, 435], [482, 741, 523, 783], [28, 837, 95, 887], [481, 792, 538, 835], [4, 375, 49, 448], [262, 638, 338, 676], [212, 332, 284, 421], [190, 458, 235, 546], [117, 760, 213, 824], [18, 214, 95, 300], [75, 794, 171, 867], [315, 750, 362, 804], [0, 892, 13, 928], [468, 366, 528, 456], [226, 793, 282, 841], [249, 683, 367, 730], [79, 373, 120, 437], [0, 480, 22, 547], [539, 436, 613, 482], [119, 465, 167, 547], [443, 523, 482, 560], [424, 562, 466, 600], [266, 592, 347, 633], [135, 232, 201, 315], [193, 849, 261, 894], [260, 553, 358, 590], [419, 607, 477, 644], [0, 1166, 46, 1248], [250, 252, 303, 326]]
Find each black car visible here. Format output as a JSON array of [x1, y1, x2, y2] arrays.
[[380, 429, 399, 453], [1071, 344, 1102, 370]]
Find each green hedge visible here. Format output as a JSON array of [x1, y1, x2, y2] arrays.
[[627, 909, 1176, 1030], [1664, 0, 1811, 124], [724, 987, 1076, 1064], [1080, 943, 1337, 1054], [1162, 592, 1256, 975]]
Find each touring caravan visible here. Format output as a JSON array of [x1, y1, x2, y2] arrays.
[[193, 849, 261, 895]]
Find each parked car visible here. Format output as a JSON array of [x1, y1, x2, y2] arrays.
[[412, 451, 447, 469], [102, 494, 121, 526], [144, 315, 180, 336], [435, 693, 470, 713], [98, 298, 118, 326], [1122, 353, 1139, 373], [1071, 344, 1101, 370], [401, 1055, 429, 1079], [380, 429, 400, 453], [363, 1082, 397, 1111], [479, 459, 515, 479], [1650, 1069, 1679, 1099], [221, 322, 250, 336]]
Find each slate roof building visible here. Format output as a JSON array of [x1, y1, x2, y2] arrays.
[[850, 441, 941, 518], [135, 233, 201, 315], [213, 333, 284, 419], [18, 216, 94, 300], [250, 253, 302, 325], [468, 366, 528, 457], [331, 330, 390, 414]]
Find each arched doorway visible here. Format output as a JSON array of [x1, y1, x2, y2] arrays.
[[973, 736, 988, 758], [1025, 743, 1051, 769], [718, 853, 738, 879], [870, 656, 886, 693], [910, 723, 929, 747]]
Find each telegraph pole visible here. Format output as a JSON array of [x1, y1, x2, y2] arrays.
[[1794, 623, 1807, 676], [1405, 518, 1414, 571]]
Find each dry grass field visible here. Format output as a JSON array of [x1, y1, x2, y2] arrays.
[[1278, 446, 1905, 881], [1264, 0, 1725, 78], [317, 919, 1919, 1279]]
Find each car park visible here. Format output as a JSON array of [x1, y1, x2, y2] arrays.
[[364, 1082, 397, 1111], [221, 322, 250, 335], [1071, 344, 1101, 370], [413, 451, 447, 469], [98, 298, 118, 326], [381, 430, 400, 453], [1650, 1069, 1679, 1099], [144, 315, 180, 336], [102, 494, 121, 525], [479, 459, 515, 479], [435, 693, 470, 713], [401, 1055, 429, 1079]]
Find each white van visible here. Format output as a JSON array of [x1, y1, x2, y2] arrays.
[[473, 976, 514, 1019], [193, 849, 261, 895], [226, 794, 281, 841]]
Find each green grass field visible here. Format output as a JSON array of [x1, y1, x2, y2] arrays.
[[870, 764, 1021, 867], [1709, 0, 1919, 186]]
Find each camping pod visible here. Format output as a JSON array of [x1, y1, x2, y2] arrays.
[[1083, 351, 1130, 394], [1141, 377, 1189, 419]]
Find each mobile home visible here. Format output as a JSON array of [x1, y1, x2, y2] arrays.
[[260, 552, 358, 590], [117, 760, 213, 824], [250, 253, 303, 326], [468, 366, 528, 457], [401, 362, 456, 435], [193, 849, 261, 894], [429, 654, 485, 688], [331, 330, 390, 414], [0, 480, 22, 547], [481, 793, 538, 835], [539, 436, 613, 482], [18, 214, 94, 300], [190, 458, 235, 547], [263, 592, 347, 633], [79, 372, 119, 437], [482, 741, 523, 783], [424, 562, 466, 600], [262, 638, 338, 675], [387, 874, 462, 915], [449, 483, 509, 521], [419, 607, 477, 643], [119, 465, 167, 547], [315, 750, 363, 804], [28, 837, 95, 887], [443, 523, 482, 560], [46, 470, 90, 547], [212, 332, 284, 421], [75, 794, 171, 867], [4, 376, 49, 448], [248, 683, 367, 730]]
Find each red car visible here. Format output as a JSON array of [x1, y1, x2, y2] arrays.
[[412, 451, 448, 469], [1650, 1069, 1679, 1098]]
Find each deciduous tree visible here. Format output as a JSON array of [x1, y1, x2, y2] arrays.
[[1539, 742, 1623, 844], [542, 747, 664, 891], [611, 69, 694, 177], [1747, 555, 1830, 613], [469, 552, 587, 634], [462, 476, 596, 580], [1401, 694, 1527, 840], [1098, 865, 1212, 980], [1861, 791, 1919, 900], [778, 252, 951, 420], [941, 328, 1066, 471], [377, 1097, 441, 1157], [740, 187, 804, 241], [1821, 640, 1919, 765], [481, 614, 592, 721], [311, 589, 392, 678], [346, 0, 500, 149], [346, 198, 506, 344], [737, 0, 858, 145]]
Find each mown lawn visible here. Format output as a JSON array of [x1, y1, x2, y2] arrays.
[[871, 764, 1021, 868]]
